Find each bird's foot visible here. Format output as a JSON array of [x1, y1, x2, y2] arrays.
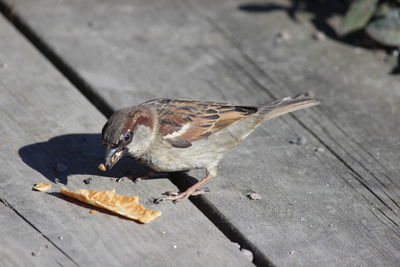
[[189, 187, 211, 196], [127, 169, 169, 183], [116, 177, 125, 183], [127, 175, 143, 183], [154, 187, 210, 204]]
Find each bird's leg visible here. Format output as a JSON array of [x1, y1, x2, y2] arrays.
[[157, 167, 217, 203]]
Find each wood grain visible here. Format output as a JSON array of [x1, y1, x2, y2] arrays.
[[0, 203, 74, 266], [2, 0, 400, 265], [0, 15, 251, 266]]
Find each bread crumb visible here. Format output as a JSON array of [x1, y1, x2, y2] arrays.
[[98, 163, 106, 171], [89, 209, 97, 214], [32, 182, 52, 192]]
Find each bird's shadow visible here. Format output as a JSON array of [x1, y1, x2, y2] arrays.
[[47, 192, 140, 222], [19, 133, 146, 185]]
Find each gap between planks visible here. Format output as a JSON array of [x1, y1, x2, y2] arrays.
[[0, 2, 269, 266], [0, 198, 80, 266], [178, 0, 400, 229], [6, 0, 399, 264], [0, 0, 397, 266], [2, 0, 399, 265]]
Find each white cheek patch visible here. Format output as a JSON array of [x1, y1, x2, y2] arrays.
[[164, 123, 190, 139], [126, 125, 153, 155]]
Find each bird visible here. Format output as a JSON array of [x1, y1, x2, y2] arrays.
[[101, 93, 321, 202]]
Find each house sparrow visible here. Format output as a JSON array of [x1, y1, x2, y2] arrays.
[[101, 93, 321, 202]]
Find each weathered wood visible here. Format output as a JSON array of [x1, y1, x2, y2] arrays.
[[0, 15, 252, 266], [3, 0, 400, 265], [182, 0, 400, 264], [0, 203, 74, 266], [187, 0, 400, 225]]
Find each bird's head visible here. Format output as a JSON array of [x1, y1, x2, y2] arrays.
[[101, 107, 156, 169]]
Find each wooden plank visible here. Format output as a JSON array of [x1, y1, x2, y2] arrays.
[[186, 0, 400, 224], [0, 15, 252, 266], [179, 0, 400, 264], [3, 0, 400, 265], [0, 203, 73, 266]]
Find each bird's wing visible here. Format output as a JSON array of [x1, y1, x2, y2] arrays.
[[154, 99, 258, 148]]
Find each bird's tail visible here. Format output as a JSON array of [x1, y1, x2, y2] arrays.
[[258, 93, 321, 120]]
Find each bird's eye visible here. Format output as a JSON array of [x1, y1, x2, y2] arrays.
[[121, 131, 132, 143]]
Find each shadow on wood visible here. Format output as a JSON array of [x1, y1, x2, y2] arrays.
[[18, 133, 146, 184], [47, 192, 142, 223]]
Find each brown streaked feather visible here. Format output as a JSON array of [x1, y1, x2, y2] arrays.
[[122, 110, 152, 133], [153, 99, 258, 144]]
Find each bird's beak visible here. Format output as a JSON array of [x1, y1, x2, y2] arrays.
[[104, 146, 126, 169]]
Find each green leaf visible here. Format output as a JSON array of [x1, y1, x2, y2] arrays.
[[341, 0, 379, 35], [366, 9, 400, 46]]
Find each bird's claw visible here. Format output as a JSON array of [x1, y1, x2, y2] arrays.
[[153, 197, 164, 204], [116, 177, 125, 183], [126, 174, 145, 183], [191, 187, 210, 196], [154, 187, 211, 204], [162, 191, 179, 196], [127, 170, 171, 183], [153, 191, 179, 204]]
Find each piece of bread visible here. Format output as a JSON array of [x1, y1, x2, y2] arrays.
[[98, 163, 106, 171], [60, 187, 161, 224], [33, 182, 52, 192]]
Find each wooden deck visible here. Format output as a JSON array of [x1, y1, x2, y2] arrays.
[[1, 0, 399, 266]]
